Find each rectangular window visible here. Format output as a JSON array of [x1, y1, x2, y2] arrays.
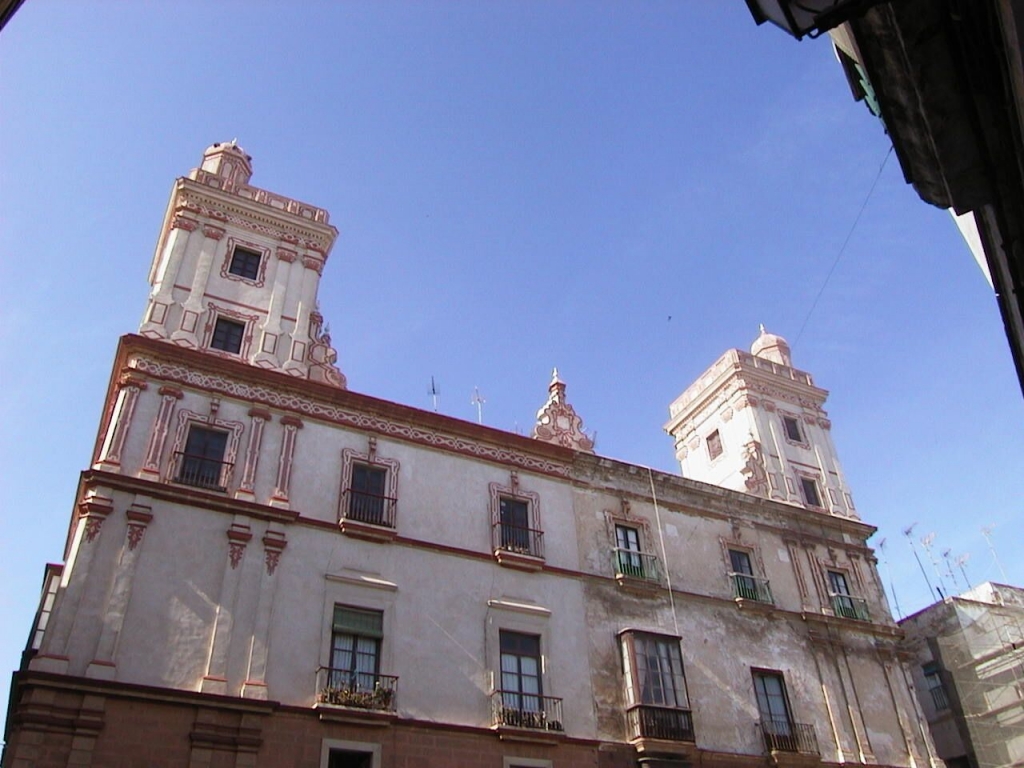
[[800, 477, 822, 507], [923, 662, 950, 711], [348, 463, 389, 526], [211, 317, 245, 354], [176, 425, 229, 490], [782, 416, 803, 442], [331, 606, 382, 688], [615, 524, 645, 578], [753, 670, 792, 734], [827, 570, 867, 620], [707, 430, 723, 460], [328, 752, 373, 768], [500, 630, 542, 716], [621, 632, 693, 742], [228, 245, 262, 280], [728, 548, 763, 602], [628, 635, 689, 708], [753, 670, 818, 754], [499, 496, 533, 554]]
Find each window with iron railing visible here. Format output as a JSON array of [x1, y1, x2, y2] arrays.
[[173, 426, 231, 491], [613, 525, 660, 581], [318, 606, 397, 712], [728, 549, 773, 603], [493, 631, 563, 731], [621, 632, 694, 742], [495, 497, 543, 558], [343, 463, 396, 528], [827, 571, 869, 621], [753, 670, 818, 754]]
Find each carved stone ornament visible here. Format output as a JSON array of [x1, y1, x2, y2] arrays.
[[126, 524, 146, 551], [532, 369, 595, 453], [740, 440, 769, 498]]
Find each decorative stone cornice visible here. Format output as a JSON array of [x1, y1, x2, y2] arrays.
[[127, 347, 571, 478], [172, 182, 336, 255]]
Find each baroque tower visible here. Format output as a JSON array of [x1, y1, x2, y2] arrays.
[[139, 141, 344, 387], [665, 327, 857, 518]]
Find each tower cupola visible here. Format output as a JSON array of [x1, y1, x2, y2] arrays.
[[197, 140, 253, 188], [750, 324, 793, 367]]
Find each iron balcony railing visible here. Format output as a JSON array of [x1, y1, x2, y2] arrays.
[[830, 593, 870, 621], [315, 666, 398, 712], [171, 452, 233, 491], [613, 549, 662, 582], [929, 684, 950, 711], [341, 489, 397, 528], [492, 522, 544, 559], [759, 719, 819, 754], [491, 691, 564, 732], [729, 572, 774, 604], [626, 704, 695, 742]]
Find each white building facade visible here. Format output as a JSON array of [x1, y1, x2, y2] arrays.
[[4, 145, 938, 768]]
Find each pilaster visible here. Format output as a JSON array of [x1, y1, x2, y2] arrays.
[[241, 529, 286, 699], [171, 223, 224, 348], [140, 214, 197, 338], [86, 502, 154, 678], [269, 415, 302, 508], [95, 374, 148, 471], [235, 407, 270, 501], [201, 521, 253, 695], [140, 385, 183, 477]]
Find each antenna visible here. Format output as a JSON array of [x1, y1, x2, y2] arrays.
[[980, 525, 1008, 581], [903, 523, 938, 602], [878, 537, 902, 619], [920, 532, 946, 599], [471, 387, 486, 425], [941, 549, 960, 592], [955, 553, 972, 590], [428, 376, 440, 413]]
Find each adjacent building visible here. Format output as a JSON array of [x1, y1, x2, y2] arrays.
[[4, 144, 940, 768], [900, 582, 1024, 768]]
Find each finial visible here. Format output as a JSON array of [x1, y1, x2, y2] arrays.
[[533, 369, 594, 453], [759, 323, 767, 334]]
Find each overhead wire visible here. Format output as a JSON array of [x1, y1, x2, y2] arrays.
[[793, 144, 894, 349]]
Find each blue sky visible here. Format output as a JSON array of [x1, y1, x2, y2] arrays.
[[2, 1, 1022, 720]]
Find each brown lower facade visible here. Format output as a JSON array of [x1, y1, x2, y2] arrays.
[[3, 672, 897, 768]]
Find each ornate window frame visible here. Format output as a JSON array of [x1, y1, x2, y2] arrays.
[[165, 408, 244, 491], [220, 237, 270, 287], [780, 411, 810, 448], [489, 471, 542, 570], [338, 438, 400, 542], [201, 301, 259, 359]]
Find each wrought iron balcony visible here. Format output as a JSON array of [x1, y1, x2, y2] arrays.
[[171, 452, 232, 491], [730, 572, 774, 604], [315, 667, 398, 712], [613, 549, 662, 582], [341, 489, 397, 528], [830, 593, 870, 621], [627, 704, 695, 742], [759, 719, 819, 754], [492, 522, 544, 560], [491, 691, 564, 732]]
